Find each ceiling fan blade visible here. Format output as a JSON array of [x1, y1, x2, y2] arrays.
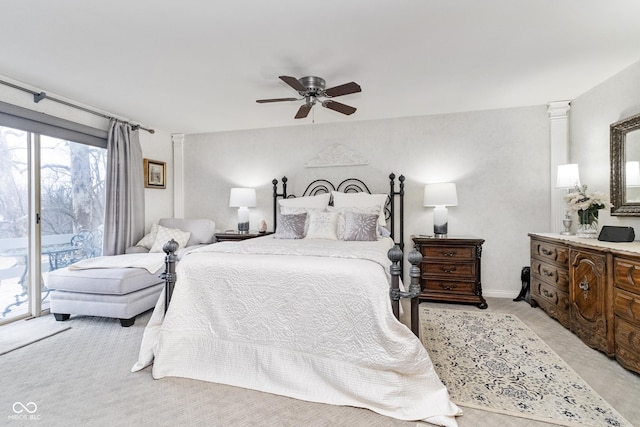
[[322, 100, 356, 115], [295, 104, 312, 119], [256, 97, 298, 103], [324, 82, 361, 97], [279, 75, 307, 93]]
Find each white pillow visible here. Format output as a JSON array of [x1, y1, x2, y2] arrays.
[[305, 211, 339, 240], [135, 223, 158, 249], [149, 225, 191, 253], [331, 191, 388, 226], [279, 193, 331, 210]]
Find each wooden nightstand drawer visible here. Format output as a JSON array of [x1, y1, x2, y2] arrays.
[[531, 259, 569, 292], [420, 245, 474, 260], [424, 280, 475, 295], [531, 239, 569, 265], [422, 262, 475, 279]]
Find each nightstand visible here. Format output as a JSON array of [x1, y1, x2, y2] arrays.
[[214, 232, 271, 242], [411, 235, 487, 309]]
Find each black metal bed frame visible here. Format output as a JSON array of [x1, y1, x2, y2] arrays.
[[161, 172, 421, 336]]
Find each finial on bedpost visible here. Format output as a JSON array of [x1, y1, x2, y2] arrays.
[[162, 239, 179, 313], [388, 245, 403, 320]]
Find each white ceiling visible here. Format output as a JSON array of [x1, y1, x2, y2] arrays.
[[2, 0, 640, 135]]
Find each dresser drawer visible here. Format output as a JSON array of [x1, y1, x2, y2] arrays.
[[613, 288, 640, 324], [615, 315, 640, 375], [422, 261, 475, 279], [613, 257, 640, 294], [423, 280, 475, 295], [531, 239, 569, 265], [531, 258, 569, 292], [420, 245, 475, 260], [531, 277, 570, 328]]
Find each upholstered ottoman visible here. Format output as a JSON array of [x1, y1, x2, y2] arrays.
[[47, 267, 164, 327]]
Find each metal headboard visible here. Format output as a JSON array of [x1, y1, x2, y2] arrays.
[[272, 173, 405, 252]]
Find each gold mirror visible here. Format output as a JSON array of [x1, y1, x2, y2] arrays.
[[610, 112, 640, 215]]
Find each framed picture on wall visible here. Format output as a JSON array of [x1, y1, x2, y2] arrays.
[[144, 158, 166, 189]]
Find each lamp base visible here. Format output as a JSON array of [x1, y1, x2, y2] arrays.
[[237, 222, 249, 234]]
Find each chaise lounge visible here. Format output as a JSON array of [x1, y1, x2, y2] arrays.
[[45, 218, 215, 326]]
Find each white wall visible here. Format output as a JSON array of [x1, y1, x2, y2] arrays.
[[182, 105, 550, 298], [569, 59, 640, 229], [0, 75, 174, 233]]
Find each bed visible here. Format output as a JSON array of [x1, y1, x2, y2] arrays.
[[132, 173, 461, 426]]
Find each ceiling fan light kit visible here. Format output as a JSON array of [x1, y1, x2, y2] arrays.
[[257, 75, 361, 119]]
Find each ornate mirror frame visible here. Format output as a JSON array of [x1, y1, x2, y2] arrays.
[[610, 112, 640, 216]]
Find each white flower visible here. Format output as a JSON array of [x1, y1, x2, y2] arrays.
[[564, 185, 611, 212]]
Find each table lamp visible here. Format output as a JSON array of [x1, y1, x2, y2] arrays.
[[556, 164, 581, 235], [423, 183, 458, 238], [229, 188, 256, 234]]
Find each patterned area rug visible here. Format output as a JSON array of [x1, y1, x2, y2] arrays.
[[420, 307, 631, 427]]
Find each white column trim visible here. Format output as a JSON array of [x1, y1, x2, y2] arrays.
[[548, 101, 571, 233], [172, 133, 185, 218]]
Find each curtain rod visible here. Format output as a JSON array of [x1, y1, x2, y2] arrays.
[[0, 78, 155, 134]]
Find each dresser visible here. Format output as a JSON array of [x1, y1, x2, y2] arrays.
[[529, 233, 640, 374], [411, 235, 486, 309]]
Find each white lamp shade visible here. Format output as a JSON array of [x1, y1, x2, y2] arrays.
[[556, 164, 581, 189], [229, 188, 256, 208], [423, 183, 458, 207], [627, 161, 640, 187]]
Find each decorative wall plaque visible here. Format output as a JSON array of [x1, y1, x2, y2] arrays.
[[305, 143, 369, 168]]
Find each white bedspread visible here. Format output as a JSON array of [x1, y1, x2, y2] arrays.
[[132, 236, 461, 426]]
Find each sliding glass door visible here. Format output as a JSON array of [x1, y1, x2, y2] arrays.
[[0, 125, 106, 323]]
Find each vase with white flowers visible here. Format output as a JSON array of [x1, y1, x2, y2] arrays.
[[564, 185, 611, 238]]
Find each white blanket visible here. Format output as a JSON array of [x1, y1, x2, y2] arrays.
[[69, 253, 165, 273], [132, 236, 461, 426]]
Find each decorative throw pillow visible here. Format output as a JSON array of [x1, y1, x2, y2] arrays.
[[149, 225, 191, 253], [305, 211, 339, 240], [280, 206, 325, 233], [273, 213, 307, 239], [135, 223, 159, 249], [329, 206, 381, 239], [331, 191, 388, 226], [343, 212, 379, 241]]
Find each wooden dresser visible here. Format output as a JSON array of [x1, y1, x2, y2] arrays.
[[412, 235, 486, 309], [530, 233, 640, 374]]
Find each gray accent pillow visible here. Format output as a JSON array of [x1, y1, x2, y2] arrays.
[[343, 212, 379, 241], [274, 213, 307, 239]]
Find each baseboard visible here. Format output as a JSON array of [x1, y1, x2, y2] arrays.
[[483, 290, 519, 299]]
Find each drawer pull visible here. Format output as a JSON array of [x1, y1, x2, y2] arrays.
[[579, 278, 590, 299], [541, 248, 554, 256], [440, 283, 456, 291], [439, 266, 457, 273], [542, 268, 554, 277], [542, 289, 554, 298], [441, 250, 457, 257]]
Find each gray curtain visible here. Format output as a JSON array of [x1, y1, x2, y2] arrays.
[[103, 119, 145, 255]]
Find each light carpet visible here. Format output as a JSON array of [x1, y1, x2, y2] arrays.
[[420, 307, 631, 427], [0, 317, 70, 355]]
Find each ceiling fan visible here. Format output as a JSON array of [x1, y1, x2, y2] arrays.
[[256, 75, 361, 119]]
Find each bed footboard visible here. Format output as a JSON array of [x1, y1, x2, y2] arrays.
[[388, 245, 422, 336]]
